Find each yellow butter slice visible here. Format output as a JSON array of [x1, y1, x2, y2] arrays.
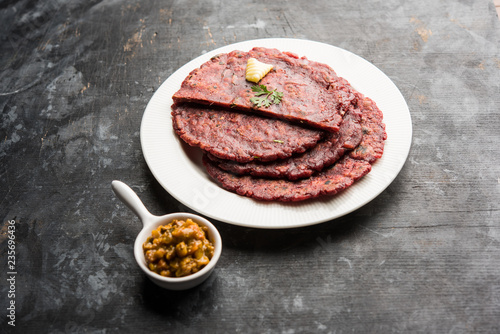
[[245, 58, 274, 83]]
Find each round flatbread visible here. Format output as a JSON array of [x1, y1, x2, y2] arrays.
[[172, 103, 324, 163]]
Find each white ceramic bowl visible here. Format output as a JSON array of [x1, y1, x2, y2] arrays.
[[112, 180, 222, 290]]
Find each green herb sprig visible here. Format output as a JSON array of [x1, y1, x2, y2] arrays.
[[250, 85, 283, 108]]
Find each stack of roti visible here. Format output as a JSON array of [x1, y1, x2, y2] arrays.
[[171, 47, 386, 202]]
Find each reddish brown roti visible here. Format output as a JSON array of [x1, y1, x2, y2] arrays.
[[172, 47, 386, 202], [172, 47, 358, 132], [202, 92, 386, 202], [171, 103, 324, 163], [349, 94, 387, 163], [207, 107, 363, 180], [203, 154, 372, 202]]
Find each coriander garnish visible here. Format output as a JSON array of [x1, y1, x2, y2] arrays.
[[250, 85, 283, 108]]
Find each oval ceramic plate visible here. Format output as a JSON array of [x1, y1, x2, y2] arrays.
[[140, 38, 412, 229]]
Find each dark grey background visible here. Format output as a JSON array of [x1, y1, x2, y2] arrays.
[[1, 0, 499, 333]]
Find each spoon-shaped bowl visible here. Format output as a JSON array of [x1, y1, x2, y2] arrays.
[[111, 180, 222, 290]]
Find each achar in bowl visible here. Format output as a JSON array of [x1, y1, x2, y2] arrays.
[[143, 218, 215, 277]]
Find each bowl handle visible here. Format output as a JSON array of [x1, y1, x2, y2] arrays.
[[111, 180, 156, 228]]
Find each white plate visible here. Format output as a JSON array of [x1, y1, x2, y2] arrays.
[[140, 38, 412, 229]]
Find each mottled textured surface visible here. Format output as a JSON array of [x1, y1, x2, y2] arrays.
[[1, 0, 499, 333]]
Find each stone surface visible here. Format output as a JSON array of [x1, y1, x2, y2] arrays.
[[1, 0, 499, 332]]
